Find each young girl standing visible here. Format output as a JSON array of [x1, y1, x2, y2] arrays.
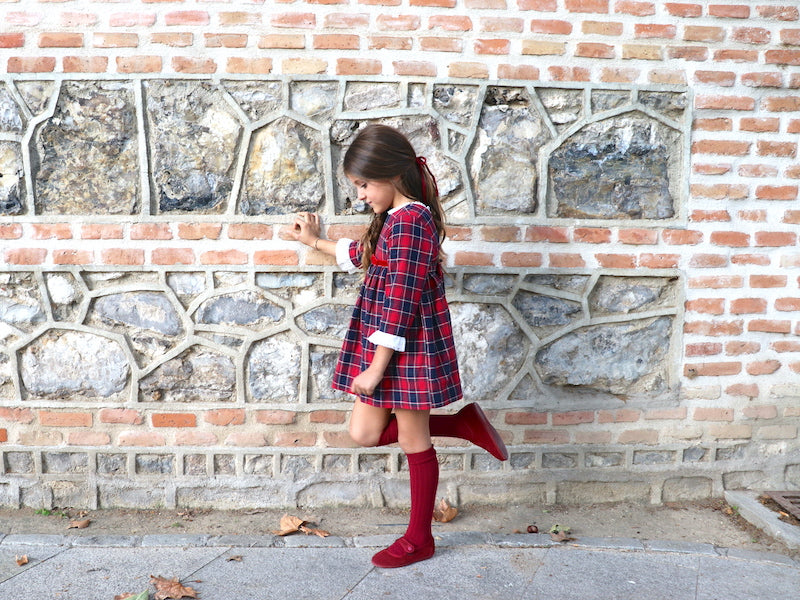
[[291, 124, 507, 568]]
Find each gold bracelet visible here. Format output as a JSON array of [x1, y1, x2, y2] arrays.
[[314, 238, 320, 251]]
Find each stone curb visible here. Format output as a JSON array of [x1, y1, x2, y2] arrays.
[[725, 490, 800, 551], [1, 531, 798, 567]]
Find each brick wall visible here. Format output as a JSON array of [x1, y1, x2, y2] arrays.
[[0, 1, 799, 509]]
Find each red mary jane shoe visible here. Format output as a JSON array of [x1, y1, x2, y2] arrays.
[[371, 537, 435, 569]]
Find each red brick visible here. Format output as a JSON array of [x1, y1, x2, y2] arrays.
[[758, 141, 797, 158], [576, 42, 615, 58], [596, 254, 636, 268], [738, 210, 768, 221], [428, 15, 473, 30], [255, 410, 296, 425], [662, 229, 703, 245], [64, 57, 109, 73], [8, 57, 57, 73], [782, 29, 800, 45], [527, 226, 569, 243], [475, 39, 510, 54], [784, 210, 800, 223], [714, 49, 758, 62], [750, 275, 787, 288], [228, 224, 273, 240], [0, 224, 22, 239], [694, 116, 733, 130], [742, 405, 778, 419], [258, 35, 304, 50], [695, 95, 754, 111], [524, 430, 570, 444], [598, 409, 641, 423], [583, 20, 624, 35], [693, 163, 731, 175], [0, 33, 25, 48], [692, 140, 750, 156], [684, 26, 725, 43], [687, 275, 744, 289], [776, 297, 800, 312], [549, 66, 591, 81], [685, 342, 723, 357], [740, 117, 781, 132], [373, 37, 414, 51], [376, 14, 420, 30], [454, 251, 493, 266], [501, 252, 543, 267], [615, 1, 654, 16], [497, 64, 540, 80], [758, 6, 799, 20], [205, 409, 246, 426], [131, 224, 171, 240], [742, 72, 783, 88], [254, 250, 299, 266], [601, 67, 641, 83], [725, 341, 761, 355], [747, 360, 782, 376], [693, 407, 733, 422], [710, 231, 749, 247], [730, 298, 767, 314], [565, 0, 610, 13], [117, 56, 162, 73], [530, 19, 572, 34], [685, 298, 725, 314], [4, 12, 42, 27], [31, 223, 72, 240], [727, 383, 759, 398], [709, 4, 749, 18], [668, 46, 708, 61], [178, 223, 222, 240], [5, 248, 47, 265], [618, 429, 659, 444], [756, 185, 798, 200], [99, 408, 143, 425], [691, 185, 747, 200], [463, 0, 506, 7], [505, 412, 548, 425], [53, 249, 92, 265], [310, 410, 347, 424], [645, 408, 687, 420], [518, 0, 557, 8], [151, 33, 193, 48], [665, 3, 701, 17], [694, 71, 736, 87], [94, 33, 138, 48], [152, 248, 195, 265], [639, 254, 679, 268], [574, 228, 611, 243], [68, 432, 111, 446], [110, 12, 157, 27], [205, 34, 248, 49], [173, 57, 217, 74], [165, 11, 210, 26], [549, 253, 586, 268], [689, 254, 727, 268], [635, 23, 676, 38], [773, 340, 800, 352], [618, 229, 658, 244], [766, 49, 800, 65], [755, 231, 797, 246], [731, 253, 769, 266], [39, 411, 92, 427], [275, 432, 317, 447], [39, 33, 83, 48], [218, 11, 262, 26], [337, 58, 382, 75], [200, 250, 248, 265], [685, 362, 742, 377], [152, 413, 197, 428], [175, 431, 218, 446], [420, 37, 463, 52], [118, 431, 166, 447], [553, 411, 594, 425], [749, 319, 791, 333]]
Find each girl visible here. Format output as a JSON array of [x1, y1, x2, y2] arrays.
[[291, 124, 507, 569]]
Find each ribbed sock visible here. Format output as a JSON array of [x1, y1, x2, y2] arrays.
[[404, 446, 439, 548], [377, 414, 466, 446]]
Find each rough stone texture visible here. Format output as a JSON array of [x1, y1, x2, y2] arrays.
[[223, 80, 283, 122], [145, 80, 240, 213], [450, 303, 528, 401], [512, 291, 582, 336], [433, 84, 480, 126], [241, 117, 324, 215], [34, 81, 139, 214], [16, 81, 55, 117], [344, 82, 402, 112], [0, 273, 46, 333], [195, 290, 285, 328], [44, 273, 84, 322], [662, 476, 713, 501], [538, 88, 584, 130], [0, 142, 24, 215], [535, 316, 673, 395], [526, 275, 591, 294], [589, 276, 678, 316], [91, 292, 182, 336], [0, 84, 24, 134], [469, 87, 551, 215], [247, 333, 302, 402], [297, 304, 351, 339], [20, 329, 129, 399], [139, 346, 236, 402], [463, 274, 517, 295], [310, 348, 350, 401], [549, 113, 679, 220], [291, 81, 338, 121]]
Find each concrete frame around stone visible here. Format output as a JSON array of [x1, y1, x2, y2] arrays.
[[0, 75, 691, 228]]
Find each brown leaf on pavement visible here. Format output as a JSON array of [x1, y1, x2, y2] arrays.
[[150, 575, 198, 600], [15, 555, 28, 566], [432, 498, 458, 523], [273, 513, 305, 536], [68, 519, 91, 529], [299, 525, 330, 538], [226, 555, 243, 562]]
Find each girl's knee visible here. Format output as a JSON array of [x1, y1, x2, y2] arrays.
[[349, 422, 381, 447]]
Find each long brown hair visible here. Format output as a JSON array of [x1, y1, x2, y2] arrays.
[[343, 124, 446, 270]]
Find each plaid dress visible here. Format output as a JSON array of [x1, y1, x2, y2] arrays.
[[332, 203, 463, 410]]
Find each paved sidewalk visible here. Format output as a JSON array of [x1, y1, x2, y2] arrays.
[[0, 530, 798, 600]]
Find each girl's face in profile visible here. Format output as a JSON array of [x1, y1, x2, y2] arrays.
[[347, 175, 406, 214]]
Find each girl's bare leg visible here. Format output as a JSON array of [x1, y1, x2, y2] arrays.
[[348, 398, 392, 447]]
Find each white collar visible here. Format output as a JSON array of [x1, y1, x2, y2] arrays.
[[388, 201, 427, 215]]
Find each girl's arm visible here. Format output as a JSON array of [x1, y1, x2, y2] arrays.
[[351, 345, 394, 396], [291, 212, 337, 256]]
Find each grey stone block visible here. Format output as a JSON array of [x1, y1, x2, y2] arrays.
[[140, 534, 209, 547]]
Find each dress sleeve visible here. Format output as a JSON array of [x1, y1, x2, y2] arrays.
[[336, 238, 362, 273], [368, 211, 437, 352]]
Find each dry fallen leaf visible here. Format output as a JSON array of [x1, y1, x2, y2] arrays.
[[299, 525, 330, 538], [226, 555, 243, 562], [15, 555, 28, 567], [68, 519, 91, 529], [433, 498, 458, 523], [150, 575, 198, 600], [273, 513, 305, 536]]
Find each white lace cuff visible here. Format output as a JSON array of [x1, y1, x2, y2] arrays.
[[335, 238, 359, 273], [368, 330, 406, 352]]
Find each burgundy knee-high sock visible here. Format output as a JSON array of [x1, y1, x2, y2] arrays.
[[404, 447, 439, 548], [377, 413, 467, 446]]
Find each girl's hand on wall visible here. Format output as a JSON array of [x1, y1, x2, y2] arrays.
[[291, 212, 322, 247]]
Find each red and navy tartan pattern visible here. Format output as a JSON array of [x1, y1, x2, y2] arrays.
[[332, 204, 463, 410]]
